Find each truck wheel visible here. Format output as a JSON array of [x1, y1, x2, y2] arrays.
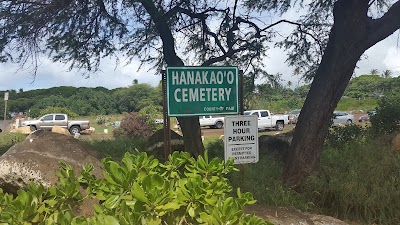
[[276, 121, 284, 131], [69, 126, 81, 135], [215, 121, 223, 129], [30, 126, 37, 132]]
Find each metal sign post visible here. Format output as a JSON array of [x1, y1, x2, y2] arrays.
[[3, 92, 9, 132]]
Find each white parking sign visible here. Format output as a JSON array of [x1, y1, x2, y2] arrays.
[[4, 92, 8, 101], [224, 115, 259, 164]]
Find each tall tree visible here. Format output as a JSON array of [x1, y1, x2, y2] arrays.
[[246, 0, 400, 186], [370, 68, 380, 75], [0, 0, 278, 156], [382, 69, 393, 78]]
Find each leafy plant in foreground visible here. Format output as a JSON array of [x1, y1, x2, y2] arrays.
[[0, 151, 271, 225]]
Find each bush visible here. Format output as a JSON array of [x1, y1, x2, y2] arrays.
[[112, 112, 154, 138], [370, 90, 400, 135], [95, 115, 111, 125], [0, 151, 271, 224], [138, 105, 163, 131], [325, 124, 370, 149]]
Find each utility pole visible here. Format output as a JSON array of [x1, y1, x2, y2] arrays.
[[3, 92, 9, 132]]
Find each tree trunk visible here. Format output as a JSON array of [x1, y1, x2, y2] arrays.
[[177, 117, 204, 157], [283, 0, 397, 187], [140, 1, 205, 157]]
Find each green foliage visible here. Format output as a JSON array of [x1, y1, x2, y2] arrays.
[[336, 98, 377, 112], [137, 105, 163, 131], [95, 115, 111, 125], [37, 107, 79, 119], [306, 140, 400, 225], [227, 155, 312, 211], [113, 112, 154, 138], [370, 90, 400, 135], [0, 132, 26, 155], [83, 138, 146, 161], [113, 84, 162, 113], [325, 124, 370, 149], [0, 151, 271, 225]]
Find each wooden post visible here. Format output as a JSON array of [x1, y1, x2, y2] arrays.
[[3, 92, 8, 132], [162, 71, 171, 161], [239, 70, 244, 115]]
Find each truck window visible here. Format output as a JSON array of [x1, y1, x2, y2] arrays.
[[260, 111, 269, 117], [43, 115, 53, 121], [55, 115, 66, 120], [251, 112, 259, 117]]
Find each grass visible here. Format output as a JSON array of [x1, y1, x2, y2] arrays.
[[203, 128, 400, 225], [0, 132, 27, 155], [82, 137, 147, 161]]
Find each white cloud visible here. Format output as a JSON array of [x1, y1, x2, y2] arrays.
[[355, 32, 400, 76], [0, 55, 161, 91]]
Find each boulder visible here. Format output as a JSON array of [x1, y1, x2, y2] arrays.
[[82, 127, 96, 134], [9, 126, 32, 134], [145, 129, 184, 159], [245, 205, 349, 225], [259, 135, 290, 162], [52, 126, 70, 135], [0, 130, 104, 216]]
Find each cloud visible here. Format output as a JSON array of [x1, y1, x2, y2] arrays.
[[355, 32, 400, 76], [0, 55, 162, 91]]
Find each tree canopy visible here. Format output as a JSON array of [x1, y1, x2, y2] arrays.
[[1, 0, 400, 185]]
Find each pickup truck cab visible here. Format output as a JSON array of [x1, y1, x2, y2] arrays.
[[244, 110, 289, 131], [199, 115, 224, 129], [21, 113, 90, 135]]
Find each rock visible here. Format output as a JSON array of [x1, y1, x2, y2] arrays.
[[0, 130, 104, 217], [245, 205, 349, 225], [9, 126, 32, 134], [259, 135, 290, 162], [82, 127, 95, 134], [52, 126, 70, 135], [145, 129, 184, 159]]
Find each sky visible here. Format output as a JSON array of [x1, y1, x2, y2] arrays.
[[0, 5, 399, 92]]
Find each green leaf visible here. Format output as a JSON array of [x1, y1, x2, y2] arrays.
[[155, 201, 181, 211], [104, 195, 122, 209], [131, 182, 148, 203]]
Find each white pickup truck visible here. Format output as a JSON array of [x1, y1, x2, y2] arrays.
[[199, 115, 225, 129], [244, 110, 289, 131]]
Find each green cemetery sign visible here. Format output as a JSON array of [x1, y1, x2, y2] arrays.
[[166, 66, 239, 116]]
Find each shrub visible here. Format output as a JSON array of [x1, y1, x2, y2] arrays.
[[113, 112, 154, 138], [325, 124, 370, 149], [0, 151, 271, 224], [370, 90, 400, 135], [137, 105, 163, 131], [95, 115, 111, 125]]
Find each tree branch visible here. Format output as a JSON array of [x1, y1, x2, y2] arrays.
[[365, 0, 400, 48]]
